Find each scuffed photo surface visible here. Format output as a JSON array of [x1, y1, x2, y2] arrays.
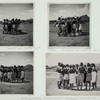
[[0, 4, 33, 46], [0, 52, 33, 94], [49, 4, 90, 47], [46, 53, 100, 96]]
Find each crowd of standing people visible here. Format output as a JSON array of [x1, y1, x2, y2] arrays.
[[56, 62, 98, 90], [0, 65, 25, 83], [55, 16, 83, 37], [3, 18, 21, 34]]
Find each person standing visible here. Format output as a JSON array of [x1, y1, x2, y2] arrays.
[[3, 19, 8, 34], [85, 63, 92, 90], [55, 17, 62, 36], [0, 67, 3, 82], [67, 18, 72, 37], [91, 63, 98, 89], [69, 65, 76, 89], [77, 62, 86, 90], [21, 66, 25, 82], [63, 64, 69, 89], [56, 63, 63, 89]]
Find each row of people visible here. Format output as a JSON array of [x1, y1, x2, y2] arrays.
[[56, 62, 98, 90], [55, 16, 83, 37], [3, 18, 21, 34], [0, 65, 25, 83]]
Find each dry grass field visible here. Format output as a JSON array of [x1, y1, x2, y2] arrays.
[[0, 22, 33, 46], [46, 69, 100, 96], [49, 22, 89, 47]]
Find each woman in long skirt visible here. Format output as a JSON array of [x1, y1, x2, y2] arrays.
[[7, 68, 12, 82], [69, 65, 76, 89], [67, 18, 72, 37], [63, 64, 69, 89], [77, 63, 86, 90], [21, 66, 25, 82], [78, 23, 82, 35], [91, 64, 97, 89], [85, 64, 92, 90]]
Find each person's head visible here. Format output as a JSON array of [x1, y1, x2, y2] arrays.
[[14, 65, 16, 68], [80, 62, 83, 67], [84, 65, 86, 68], [87, 63, 90, 67], [66, 64, 69, 67], [58, 62, 61, 66], [91, 63, 95, 69], [58, 17, 61, 21], [12, 18, 14, 21], [76, 64, 79, 67], [70, 65, 73, 69]]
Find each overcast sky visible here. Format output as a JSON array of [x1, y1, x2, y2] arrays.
[[46, 53, 100, 66], [0, 52, 33, 66], [49, 4, 90, 20], [0, 4, 33, 21]]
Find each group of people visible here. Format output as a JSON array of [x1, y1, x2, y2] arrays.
[[3, 18, 21, 34], [56, 62, 98, 90], [0, 65, 25, 83], [55, 16, 83, 37]]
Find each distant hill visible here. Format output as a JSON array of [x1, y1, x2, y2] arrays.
[[50, 15, 90, 23], [80, 15, 89, 22], [21, 19, 33, 23], [46, 63, 100, 72], [46, 65, 57, 72], [24, 64, 33, 71]]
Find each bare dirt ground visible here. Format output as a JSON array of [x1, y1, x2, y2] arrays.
[[46, 70, 100, 96], [0, 71, 33, 94], [49, 23, 89, 47], [0, 22, 33, 46]]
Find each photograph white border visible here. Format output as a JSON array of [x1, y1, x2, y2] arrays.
[[0, 50, 34, 95], [0, 1, 34, 49], [47, 2, 91, 50]]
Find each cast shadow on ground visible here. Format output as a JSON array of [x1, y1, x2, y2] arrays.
[[2, 80, 30, 83]]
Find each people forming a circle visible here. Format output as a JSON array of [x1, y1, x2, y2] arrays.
[[56, 62, 97, 90], [55, 16, 84, 37], [0, 65, 25, 83], [3, 18, 21, 34]]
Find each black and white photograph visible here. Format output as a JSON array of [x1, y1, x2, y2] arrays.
[[49, 4, 90, 47], [0, 52, 33, 94], [0, 3, 33, 46], [46, 53, 100, 96]]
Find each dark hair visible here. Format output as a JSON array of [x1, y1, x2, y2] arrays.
[[80, 62, 83, 66]]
